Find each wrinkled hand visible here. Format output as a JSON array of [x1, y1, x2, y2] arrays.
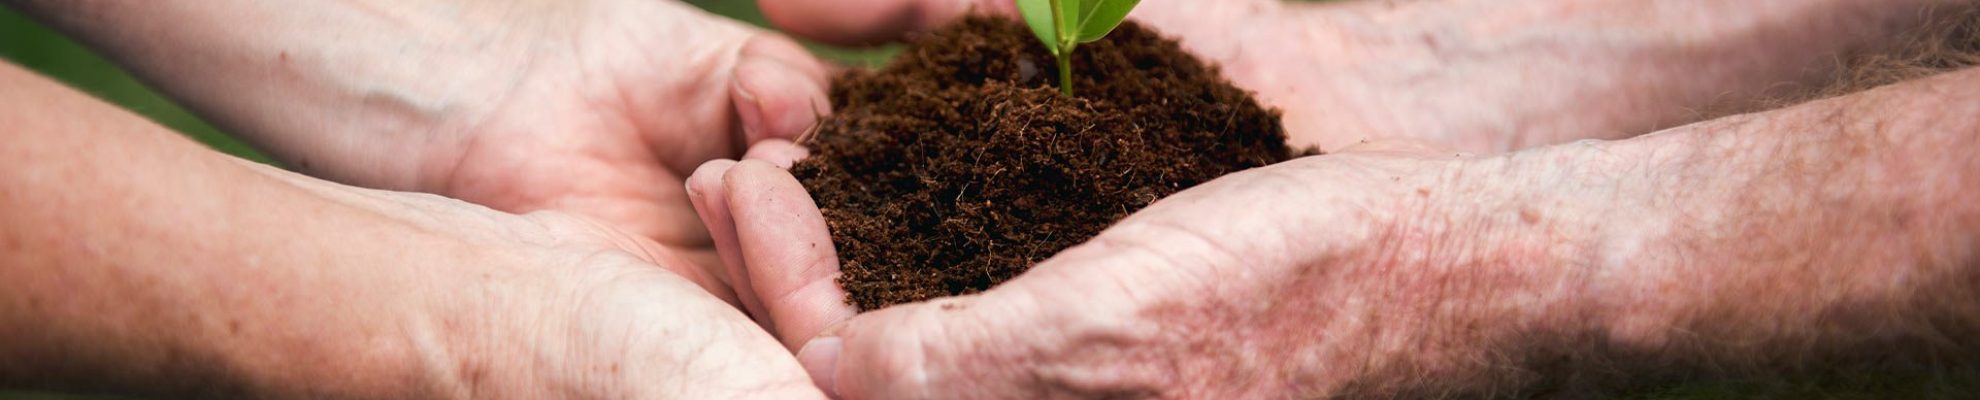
[[104, 0, 836, 277], [684, 140, 853, 347], [287, 174, 829, 398], [688, 141, 1601, 398], [390, 0, 830, 274]]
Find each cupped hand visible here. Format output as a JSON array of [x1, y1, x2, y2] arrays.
[[394, 0, 831, 274], [273, 168, 829, 398], [123, 0, 837, 277], [688, 141, 1605, 397]]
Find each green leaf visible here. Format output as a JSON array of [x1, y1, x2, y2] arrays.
[[1015, 0, 1061, 55], [1074, 0, 1140, 43], [1013, 0, 1140, 97]]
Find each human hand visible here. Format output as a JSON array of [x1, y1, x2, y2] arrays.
[[756, 0, 1952, 153], [376, 0, 834, 274], [266, 180, 829, 398], [11, 0, 834, 275], [689, 66, 1980, 397], [130, 166, 830, 398], [686, 136, 1607, 396], [686, 141, 1614, 397], [0, 59, 825, 398]]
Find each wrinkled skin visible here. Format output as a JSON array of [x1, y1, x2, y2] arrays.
[[14, 0, 836, 288], [0, 59, 828, 398], [692, 70, 1980, 398], [398, 0, 834, 276], [296, 184, 833, 399], [691, 0, 1980, 398], [689, 141, 1589, 398]]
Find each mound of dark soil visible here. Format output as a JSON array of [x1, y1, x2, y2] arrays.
[[792, 16, 1304, 311]]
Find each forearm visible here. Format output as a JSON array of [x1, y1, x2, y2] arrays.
[[0, 63, 456, 398], [1314, 0, 1965, 152], [1500, 67, 1980, 378], [1317, 67, 1980, 396], [2, 0, 544, 189]]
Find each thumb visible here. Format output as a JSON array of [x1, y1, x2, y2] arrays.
[[723, 158, 858, 351], [759, 0, 1018, 46], [795, 297, 992, 399], [795, 284, 1075, 399]]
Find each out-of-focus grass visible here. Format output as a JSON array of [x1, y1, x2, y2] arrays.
[[1, 0, 1974, 399]]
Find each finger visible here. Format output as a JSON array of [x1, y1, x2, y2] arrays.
[[759, 0, 1018, 46], [732, 60, 832, 145], [743, 138, 812, 169], [798, 293, 1030, 399], [687, 159, 776, 328], [733, 38, 834, 146], [724, 160, 858, 351], [798, 232, 1186, 399]]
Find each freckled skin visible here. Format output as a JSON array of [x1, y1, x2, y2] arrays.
[[705, 68, 1980, 398], [696, 0, 1980, 397]]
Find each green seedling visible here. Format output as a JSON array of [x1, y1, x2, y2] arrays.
[[1016, 0, 1141, 96]]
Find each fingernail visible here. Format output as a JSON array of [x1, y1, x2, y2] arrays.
[[797, 336, 842, 398]]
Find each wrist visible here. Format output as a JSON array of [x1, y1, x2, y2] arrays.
[[1586, 72, 1980, 351], [1434, 148, 1618, 351], [1474, 138, 1688, 352], [199, 184, 491, 399], [1302, 0, 1951, 153], [1344, 143, 1654, 394], [1245, 153, 1610, 394]]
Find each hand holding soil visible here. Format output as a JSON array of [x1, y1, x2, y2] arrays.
[[697, 145, 1574, 397], [696, 68, 1980, 396], [691, 0, 1980, 397], [8, 0, 1980, 397]]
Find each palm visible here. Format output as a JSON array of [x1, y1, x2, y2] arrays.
[[426, 0, 827, 271], [352, 188, 823, 398], [689, 143, 1467, 397], [520, 215, 823, 398]]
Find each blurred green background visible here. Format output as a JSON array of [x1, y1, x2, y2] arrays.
[[1, 0, 1975, 398]]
